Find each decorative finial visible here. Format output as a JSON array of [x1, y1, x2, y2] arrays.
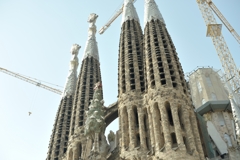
[[70, 44, 81, 55], [62, 44, 81, 97], [87, 13, 98, 37], [83, 13, 99, 61]]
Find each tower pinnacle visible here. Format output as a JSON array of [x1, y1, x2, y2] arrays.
[[83, 13, 99, 61], [144, 0, 165, 27], [62, 44, 80, 97], [121, 0, 140, 25]]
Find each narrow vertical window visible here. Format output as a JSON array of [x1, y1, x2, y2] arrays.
[[211, 93, 217, 100], [206, 77, 212, 87], [202, 98, 206, 104], [197, 81, 202, 93], [165, 102, 173, 126], [133, 106, 139, 128], [171, 133, 177, 148]]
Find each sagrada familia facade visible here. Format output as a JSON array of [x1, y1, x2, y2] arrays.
[[46, 0, 233, 159]]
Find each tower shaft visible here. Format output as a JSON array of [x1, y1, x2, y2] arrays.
[[47, 44, 80, 160], [66, 13, 103, 160], [143, 0, 204, 159], [118, 0, 149, 159]]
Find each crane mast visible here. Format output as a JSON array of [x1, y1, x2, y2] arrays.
[[205, 0, 240, 44], [196, 0, 240, 143], [0, 67, 62, 95], [196, 0, 240, 101]]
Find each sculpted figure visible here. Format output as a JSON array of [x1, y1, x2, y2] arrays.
[[71, 44, 81, 56], [87, 13, 98, 37]]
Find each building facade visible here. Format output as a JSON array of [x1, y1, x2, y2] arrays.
[[188, 67, 240, 160], [46, 0, 240, 160]]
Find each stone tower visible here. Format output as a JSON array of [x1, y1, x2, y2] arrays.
[[66, 13, 103, 160], [142, 0, 204, 159], [47, 44, 81, 160], [118, 0, 147, 159]]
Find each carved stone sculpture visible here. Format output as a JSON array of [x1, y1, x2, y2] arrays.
[[108, 130, 116, 152], [84, 82, 109, 159]]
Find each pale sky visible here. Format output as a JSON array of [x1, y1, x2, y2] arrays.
[[0, 0, 239, 160]]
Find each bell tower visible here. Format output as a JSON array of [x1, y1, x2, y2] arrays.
[[118, 0, 149, 159], [143, 0, 204, 159], [67, 13, 103, 160]]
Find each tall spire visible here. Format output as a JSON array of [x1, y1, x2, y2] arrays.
[[83, 13, 99, 61], [144, 0, 165, 27], [47, 44, 80, 160], [62, 44, 80, 97], [121, 0, 140, 24]]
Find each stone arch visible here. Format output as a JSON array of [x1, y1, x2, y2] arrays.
[[104, 102, 118, 127]]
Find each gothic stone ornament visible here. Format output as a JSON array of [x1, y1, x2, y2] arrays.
[[84, 82, 109, 159]]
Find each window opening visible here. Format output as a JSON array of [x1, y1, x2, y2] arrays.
[[165, 102, 173, 126]]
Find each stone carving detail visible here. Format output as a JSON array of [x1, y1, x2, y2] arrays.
[[108, 130, 116, 152], [62, 44, 80, 97], [83, 13, 99, 60], [84, 82, 109, 159]]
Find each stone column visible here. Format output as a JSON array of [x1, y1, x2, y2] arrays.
[[190, 110, 204, 160], [160, 104, 172, 151], [152, 105, 162, 151], [181, 107, 196, 153], [94, 133, 100, 153], [147, 106, 155, 150], [170, 103, 185, 151], [72, 143, 80, 160], [121, 107, 129, 150], [68, 149, 73, 160], [138, 111, 147, 149], [128, 108, 136, 149]]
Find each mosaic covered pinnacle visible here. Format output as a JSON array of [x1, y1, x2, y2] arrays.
[[121, 0, 140, 25], [83, 13, 99, 61], [62, 44, 80, 97], [144, 0, 165, 27]]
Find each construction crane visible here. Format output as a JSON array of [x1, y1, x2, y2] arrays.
[[202, 0, 240, 44], [196, 0, 240, 102], [196, 0, 240, 144], [98, 0, 136, 34], [0, 67, 62, 95]]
